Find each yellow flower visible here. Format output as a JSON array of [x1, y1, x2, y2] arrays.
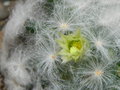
[[57, 30, 89, 63]]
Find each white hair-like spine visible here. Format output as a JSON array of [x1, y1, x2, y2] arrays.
[[1, 0, 44, 90]]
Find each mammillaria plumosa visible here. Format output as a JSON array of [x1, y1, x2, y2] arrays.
[[1, 0, 120, 90]]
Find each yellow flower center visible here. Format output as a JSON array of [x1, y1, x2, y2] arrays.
[[70, 47, 79, 54], [72, 41, 82, 49], [69, 41, 82, 54]]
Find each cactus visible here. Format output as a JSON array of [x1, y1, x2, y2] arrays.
[[1, 0, 120, 90]]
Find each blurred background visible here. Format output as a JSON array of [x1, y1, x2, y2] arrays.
[[0, 0, 16, 90], [0, 0, 16, 30]]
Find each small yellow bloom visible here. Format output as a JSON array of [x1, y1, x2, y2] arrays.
[[57, 30, 89, 63]]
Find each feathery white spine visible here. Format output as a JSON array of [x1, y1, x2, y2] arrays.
[[5, 50, 32, 86], [77, 58, 117, 90], [35, 33, 61, 80]]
